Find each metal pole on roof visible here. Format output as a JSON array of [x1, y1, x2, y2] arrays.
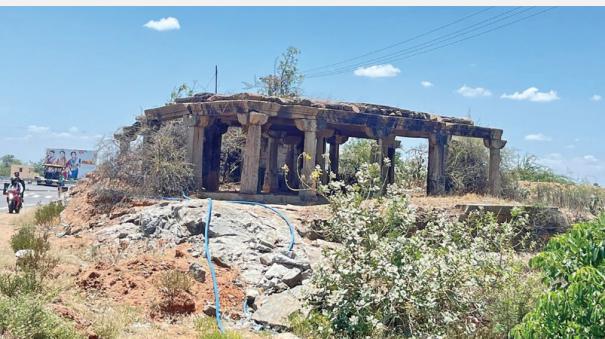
[[215, 65, 218, 94]]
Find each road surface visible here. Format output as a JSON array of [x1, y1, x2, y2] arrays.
[[0, 180, 61, 209]]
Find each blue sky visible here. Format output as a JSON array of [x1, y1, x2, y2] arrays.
[[0, 7, 603, 183]]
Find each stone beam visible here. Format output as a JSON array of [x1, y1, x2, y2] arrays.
[[484, 138, 507, 196], [238, 111, 269, 194]]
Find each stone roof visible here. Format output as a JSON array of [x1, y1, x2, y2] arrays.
[[174, 92, 474, 125]]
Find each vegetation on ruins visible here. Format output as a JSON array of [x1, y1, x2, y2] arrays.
[[292, 164, 543, 338], [244, 46, 304, 98], [97, 120, 194, 198]]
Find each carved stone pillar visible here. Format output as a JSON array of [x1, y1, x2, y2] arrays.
[[185, 114, 211, 191], [327, 135, 348, 179], [202, 122, 228, 192], [263, 133, 281, 193], [484, 138, 507, 196], [378, 136, 396, 183], [316, 129, 334, 184], [427, 132, 450, 196], [283, 135, 302, 191], [295, 119, 318, 201], [238, 111, 269, 194], [386, 140, 401, 185]]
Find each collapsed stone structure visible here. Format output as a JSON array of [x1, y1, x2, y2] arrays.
[[117, 93, 506, 201]]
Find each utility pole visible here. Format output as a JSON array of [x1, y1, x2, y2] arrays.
[[215, 65, 218, 94]]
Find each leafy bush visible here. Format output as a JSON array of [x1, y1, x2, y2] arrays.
[[308, 165, 529, 338], [0, 272, 42, 297], [34, 201, 64, 226], [10, 225, 46, 253], [156, 270, 193, 298], [9, 225, 57, 283], [0, 295, 80, 339], [513, 215, 605, 337]]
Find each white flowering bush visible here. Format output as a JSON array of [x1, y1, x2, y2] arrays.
[[304, 164, 531, 338]]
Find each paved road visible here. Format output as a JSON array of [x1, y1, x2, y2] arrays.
[[0, 180, 61, 209]]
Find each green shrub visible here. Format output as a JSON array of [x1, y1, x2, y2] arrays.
[[9, 225, 57, 283], [289, 311, 332, 339], [194, 316, 242, 339], [307, 165, 528, 338], [0, 295, 80, 339], [34, 201, 64, 226], [513, 215, 605, 337], [156, 270, 193, 298], [10, 225, 47, 253], [0, 272, 42, 297]]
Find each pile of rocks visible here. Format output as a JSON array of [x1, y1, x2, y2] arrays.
[[87, 198, 317, 329]]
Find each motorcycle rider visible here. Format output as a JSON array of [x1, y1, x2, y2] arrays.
[[13, 172, 25, 195], [7, 177, 24, 208]]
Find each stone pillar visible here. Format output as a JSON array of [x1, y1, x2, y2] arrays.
[[202, 123, 228, 192], [283, 136, 302, 191], [327, 135, 348, 179], [484, 138, 507, 196], [386, 140, 400, 185], [238, 112, 269, 194], [263, 135, 280, 193], [427, 132, 449, 196], [185, 114, 211, 191], [295, 119, 318, 201], [316, 130, 334, 184], [378, 136, 395, 181]]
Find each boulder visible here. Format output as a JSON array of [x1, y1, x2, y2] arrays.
[[252, 289, 302, 328], [188, 263, 206, 283]]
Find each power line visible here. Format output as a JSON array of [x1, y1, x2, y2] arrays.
[[302, 7, 494, 74], [307, 7, 529, 78], [307, 7, 555, 79]]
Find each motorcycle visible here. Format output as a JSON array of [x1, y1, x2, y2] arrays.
[[4, 186, 22, 214]]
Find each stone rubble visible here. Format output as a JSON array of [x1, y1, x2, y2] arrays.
[[88, 198, 318, 330]]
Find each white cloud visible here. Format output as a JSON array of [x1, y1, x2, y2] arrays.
[[524, 133, 552, 142], [457, 85, 492, 97], [27, 125, 50, 133], [501, 87, 559, 102], [591, 94, 602, 102], [68, 126, 79, 133], [584, 154, 598, 162], [353, 64, 400, 78], [420, 80, 434, 88], [143, 17, 181, 32]]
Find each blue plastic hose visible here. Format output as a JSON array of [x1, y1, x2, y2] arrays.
[[203, 198, 225, 333]]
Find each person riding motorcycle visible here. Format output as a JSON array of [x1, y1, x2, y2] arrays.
[[13, 172, 25, 199], [7, 178, 24, 198]]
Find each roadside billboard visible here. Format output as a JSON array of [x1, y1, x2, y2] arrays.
[[44, 148, 97, 180]]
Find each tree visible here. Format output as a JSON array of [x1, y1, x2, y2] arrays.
[[0, 154, 22, 177], [245, 47, 304, 98]]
